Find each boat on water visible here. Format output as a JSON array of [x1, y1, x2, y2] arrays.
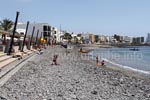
[[129, 48, 139, 51], [80, 50, 90, 53], [79, 48, 92, 53]]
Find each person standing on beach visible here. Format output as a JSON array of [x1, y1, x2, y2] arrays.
[[96, 56, 99, 65]]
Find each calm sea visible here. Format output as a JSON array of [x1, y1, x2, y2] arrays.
[[89, 46, 150, 74]]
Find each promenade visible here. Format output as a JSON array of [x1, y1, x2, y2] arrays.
[[0, 46, 150, 100]]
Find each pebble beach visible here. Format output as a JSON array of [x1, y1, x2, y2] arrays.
[[0, 46, 150, 100]]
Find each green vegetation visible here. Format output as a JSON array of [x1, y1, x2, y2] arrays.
[[63, 32, 72, 40], [0, 18, 13, 44], [0, 18, 13, 31], [73, 36, 78, 43], [80, 37, 84, 43]]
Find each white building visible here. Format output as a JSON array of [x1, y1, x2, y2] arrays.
[[82, 33, 89, 39], [99, 35, 106, 43], [51, 27, 64, 43], [110, 36, 117, 43], [106, 36, 111, 44], [146, 33, 150, 43], [122, 36, 132, 43], [16, 22, 51, 39]]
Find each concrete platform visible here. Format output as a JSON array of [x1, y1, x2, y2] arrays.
[[0, 49, 36, 70], [0, 58, 18, 69], [0, 53, 36, 87], [0, 52, 6, 57], [0, 56, 12, 62]]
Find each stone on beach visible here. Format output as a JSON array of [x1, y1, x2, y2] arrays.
[[0, 46, 150, 100]]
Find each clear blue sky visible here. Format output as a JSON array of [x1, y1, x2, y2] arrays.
[[0, 0, 150, 37]]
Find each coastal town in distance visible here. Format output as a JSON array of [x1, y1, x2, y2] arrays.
[[1, 21, 150, 48]]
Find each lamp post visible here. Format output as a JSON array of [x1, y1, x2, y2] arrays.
[[40, 32, 43, 40], [21, 21, 29, 52], [40, 32, 42, 48], [35, 29, 39, 45], [7, 11, 19, 55]]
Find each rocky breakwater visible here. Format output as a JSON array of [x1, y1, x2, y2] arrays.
[[0, 46, 150, 100]]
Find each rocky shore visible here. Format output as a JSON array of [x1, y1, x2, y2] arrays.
[[0, 46, 150, 100]]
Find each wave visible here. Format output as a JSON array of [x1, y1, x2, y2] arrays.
[[102, 58, 150, 75]]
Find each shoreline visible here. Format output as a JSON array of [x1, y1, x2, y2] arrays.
[[79, 45, 150, 79], [81, 53, 150, 80], [80, 43, 150, 49], [81, 44, 115, 48]]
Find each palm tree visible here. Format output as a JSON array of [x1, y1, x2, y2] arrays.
[[0, 19, 13, 31], [63, 32, 72, 43], [80, 37, 84, 44], [0, 18, 13, 45], [73, 36, 78, 44]]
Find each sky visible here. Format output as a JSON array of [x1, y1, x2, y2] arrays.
[[0, 0, 150, 37]]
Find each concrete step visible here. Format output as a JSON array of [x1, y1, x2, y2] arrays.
[[0, 56, 12, 62], [0, 58, 18, 69], [0, 49, 37, 70], [0, 53, 36, 87], [14, 50, 32, 58], [0, 52, 6, 57]]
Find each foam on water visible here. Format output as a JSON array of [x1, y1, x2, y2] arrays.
[[89, 46, 150, 74], [102, 58, 150, 75]]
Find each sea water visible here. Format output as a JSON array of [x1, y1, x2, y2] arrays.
[[90, 46, 150, 74]]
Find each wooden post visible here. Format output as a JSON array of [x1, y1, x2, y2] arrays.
[[21, 21, 29, 52], [35, 29, 39, 49], [30, 26, 35, 49], [35, 30, 39, 44], [7, 11, 19, 55]]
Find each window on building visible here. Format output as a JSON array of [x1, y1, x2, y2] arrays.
[[43, 26, 48, 31], [48, 32, 50, 36], [48, 26, 51, 31]]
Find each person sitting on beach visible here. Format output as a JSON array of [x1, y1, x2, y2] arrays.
[[80, 48, 82, 52], [51, 54, 58, 65], [38, 48, 42, 54], [101, 60, 105, 66]]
